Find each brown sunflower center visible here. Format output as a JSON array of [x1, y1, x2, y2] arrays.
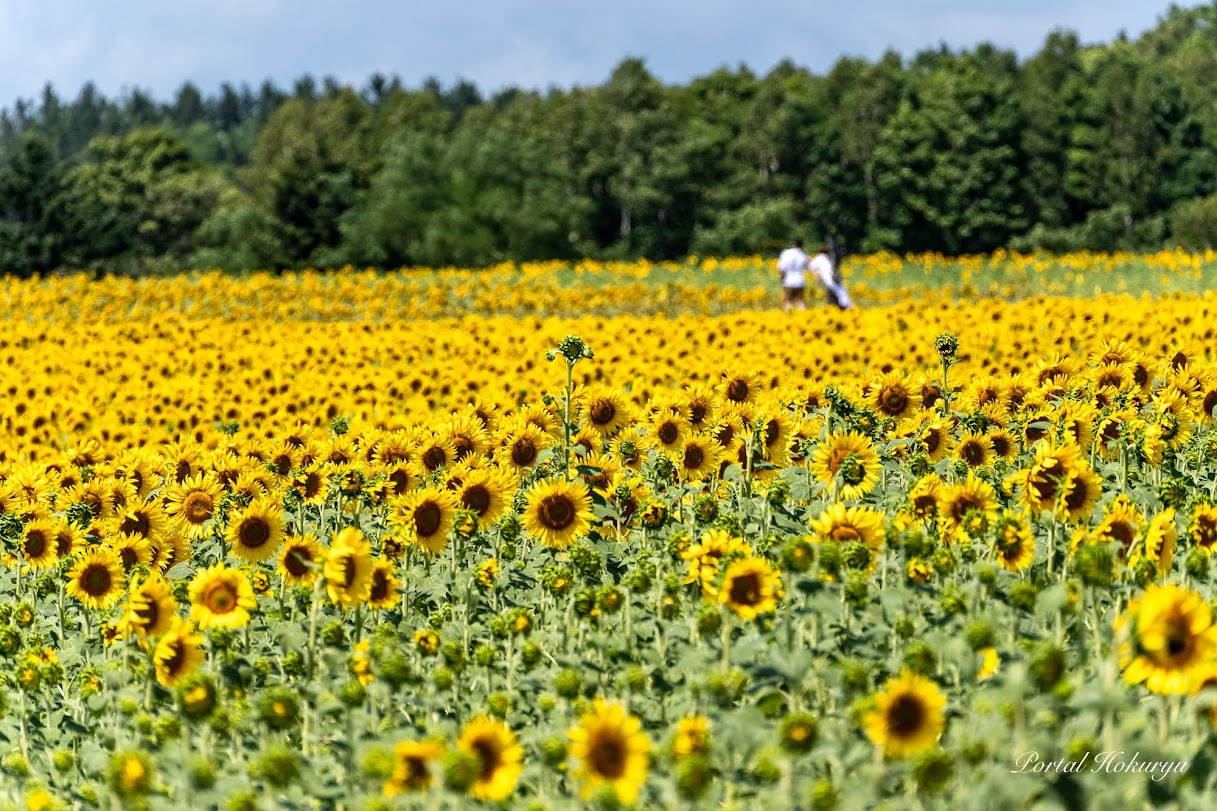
[[587, 732, 628, 779], [283, 546, 312, 577], [238, 516, 271, 549], [887, 694, 926, 736], [726, 379, 749, 402], [421, 446, 447, 472], [183, 492, 215, 524], [728, 571, 763, 607], [590, 401, 616, 426], [880, 388, 907, 415], [205, 582, 237, 613], [414, 501, 443, 537], [657, 422, 678, 445], [452, 436, 474, 460], [470, 738, 502, 782], [23, 530, 48, 559], [462, 485, 491, 516], [683, 445, 704, 470], [538, 495, 575, 530], [370, 570, 390, 601], [120, 511, 151, 538], [82, 564, 113, 596], [511, 438, 538, 467], [830, 526, 861, 542]]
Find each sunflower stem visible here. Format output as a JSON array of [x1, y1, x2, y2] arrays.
[[305, 575, 323, 681]]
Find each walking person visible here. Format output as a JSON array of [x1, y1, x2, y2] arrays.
[[810, 241, 853, 310], [776, 238, 810, 311]]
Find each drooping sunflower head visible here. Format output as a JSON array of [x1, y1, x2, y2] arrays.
[[863, 670, 948, 758], [568, 700, 650, 803]]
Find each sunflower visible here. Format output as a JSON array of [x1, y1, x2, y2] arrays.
[[676, 436, 721, 482], [986, 427, 1017, 461], [610, 426, 647, 471], [114, 500, 168, 544], [377, 460, 422, 497], [671, 714, 711, 758], [368, 560, 399, 610], [392, 486, 457, 555], [569, 700, 650, 804], [1011, 441, 1082, 514], [110, 532, 153, 573], [153, 617, 205, 688], [871, 371, 922, 419], [1091, 495, 1144, 558], [277, 534, 324, 586], [67, 549, 126, 611], [916, 418, 952, 462], [226, 497, 285, 564], [1129, 509, 1178, 580], [649, 408, 690, 456], [810, 502, 886, 552], [188, 564, 257, 630], [719, 557, 783, 620], [954, 429, 994, 469], [681, 529, 749, 596], [721, 369, 761, 406], [519, 403, 563, 440], [681, 382, 719, 431], [1056, 465, 1102, 523], [458, 715, 524, 802], [494, 421, 550, 474], [580, 386, 631, 438], [993, 511, 1036, 572], [324, 527, 374, 609], [457, 467, 514, 524], [52, 518, 84, 560], [908, 475, 942, 523], [415, 432, 456, 474], [19, 518, 59, 570], [523, 479, 593, 549], [290, 465, 328, 505], [442, 413, 490, 462], [936, 473, 998, 535], [121, 575, 177, 638], [808, 431, 881, 500], [1190, 503, 1217, 553], [1118, 583, 1217, 695], [863, 670, 948, 758], [384, 739, 445, 796]]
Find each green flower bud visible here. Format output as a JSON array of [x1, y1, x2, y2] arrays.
[[432, 667, 454, 691], [520, 641, 543, 670], [903, 639, 936, 676], [555, 668, 583, 699], [779, 712, 818, 754], [540, 736, 567, 768], [361, 748, 394, 781], [963, 620, 994, 651], [811, 778, 840, 810], [676, 755, 714, 800], [1010, 581, 1038, 612], [912, 749, 954, 794], [321, 621, 346, 647], [487, 692, 512, 718], [252, 744, 301, 789], [696, 604, 722, 636], [339, 680, 367, 707], [189, 758, 217, 790], [473, 644, 496, 668]]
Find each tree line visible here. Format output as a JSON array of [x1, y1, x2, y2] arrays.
[[3, 3, 1217, 276]]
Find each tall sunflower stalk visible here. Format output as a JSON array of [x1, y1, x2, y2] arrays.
[[547, 336, 594, 481]]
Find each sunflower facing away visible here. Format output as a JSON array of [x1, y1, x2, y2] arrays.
[[569, 700, 650, 804], [863, 670, 948, 758]]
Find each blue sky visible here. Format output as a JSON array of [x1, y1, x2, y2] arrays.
[[0, 1, 1181, 105]]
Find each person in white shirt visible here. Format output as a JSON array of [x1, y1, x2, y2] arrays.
[[810, 242, 854, 310], [776, 238, 811, 311]]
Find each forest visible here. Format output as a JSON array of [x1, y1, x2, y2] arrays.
[[2, 3, 1217, 275]]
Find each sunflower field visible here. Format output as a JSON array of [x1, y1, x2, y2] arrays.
[[1, 255, 1217, 810]]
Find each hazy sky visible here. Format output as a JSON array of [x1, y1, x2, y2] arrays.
[[0, 0, 1183, 105]]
